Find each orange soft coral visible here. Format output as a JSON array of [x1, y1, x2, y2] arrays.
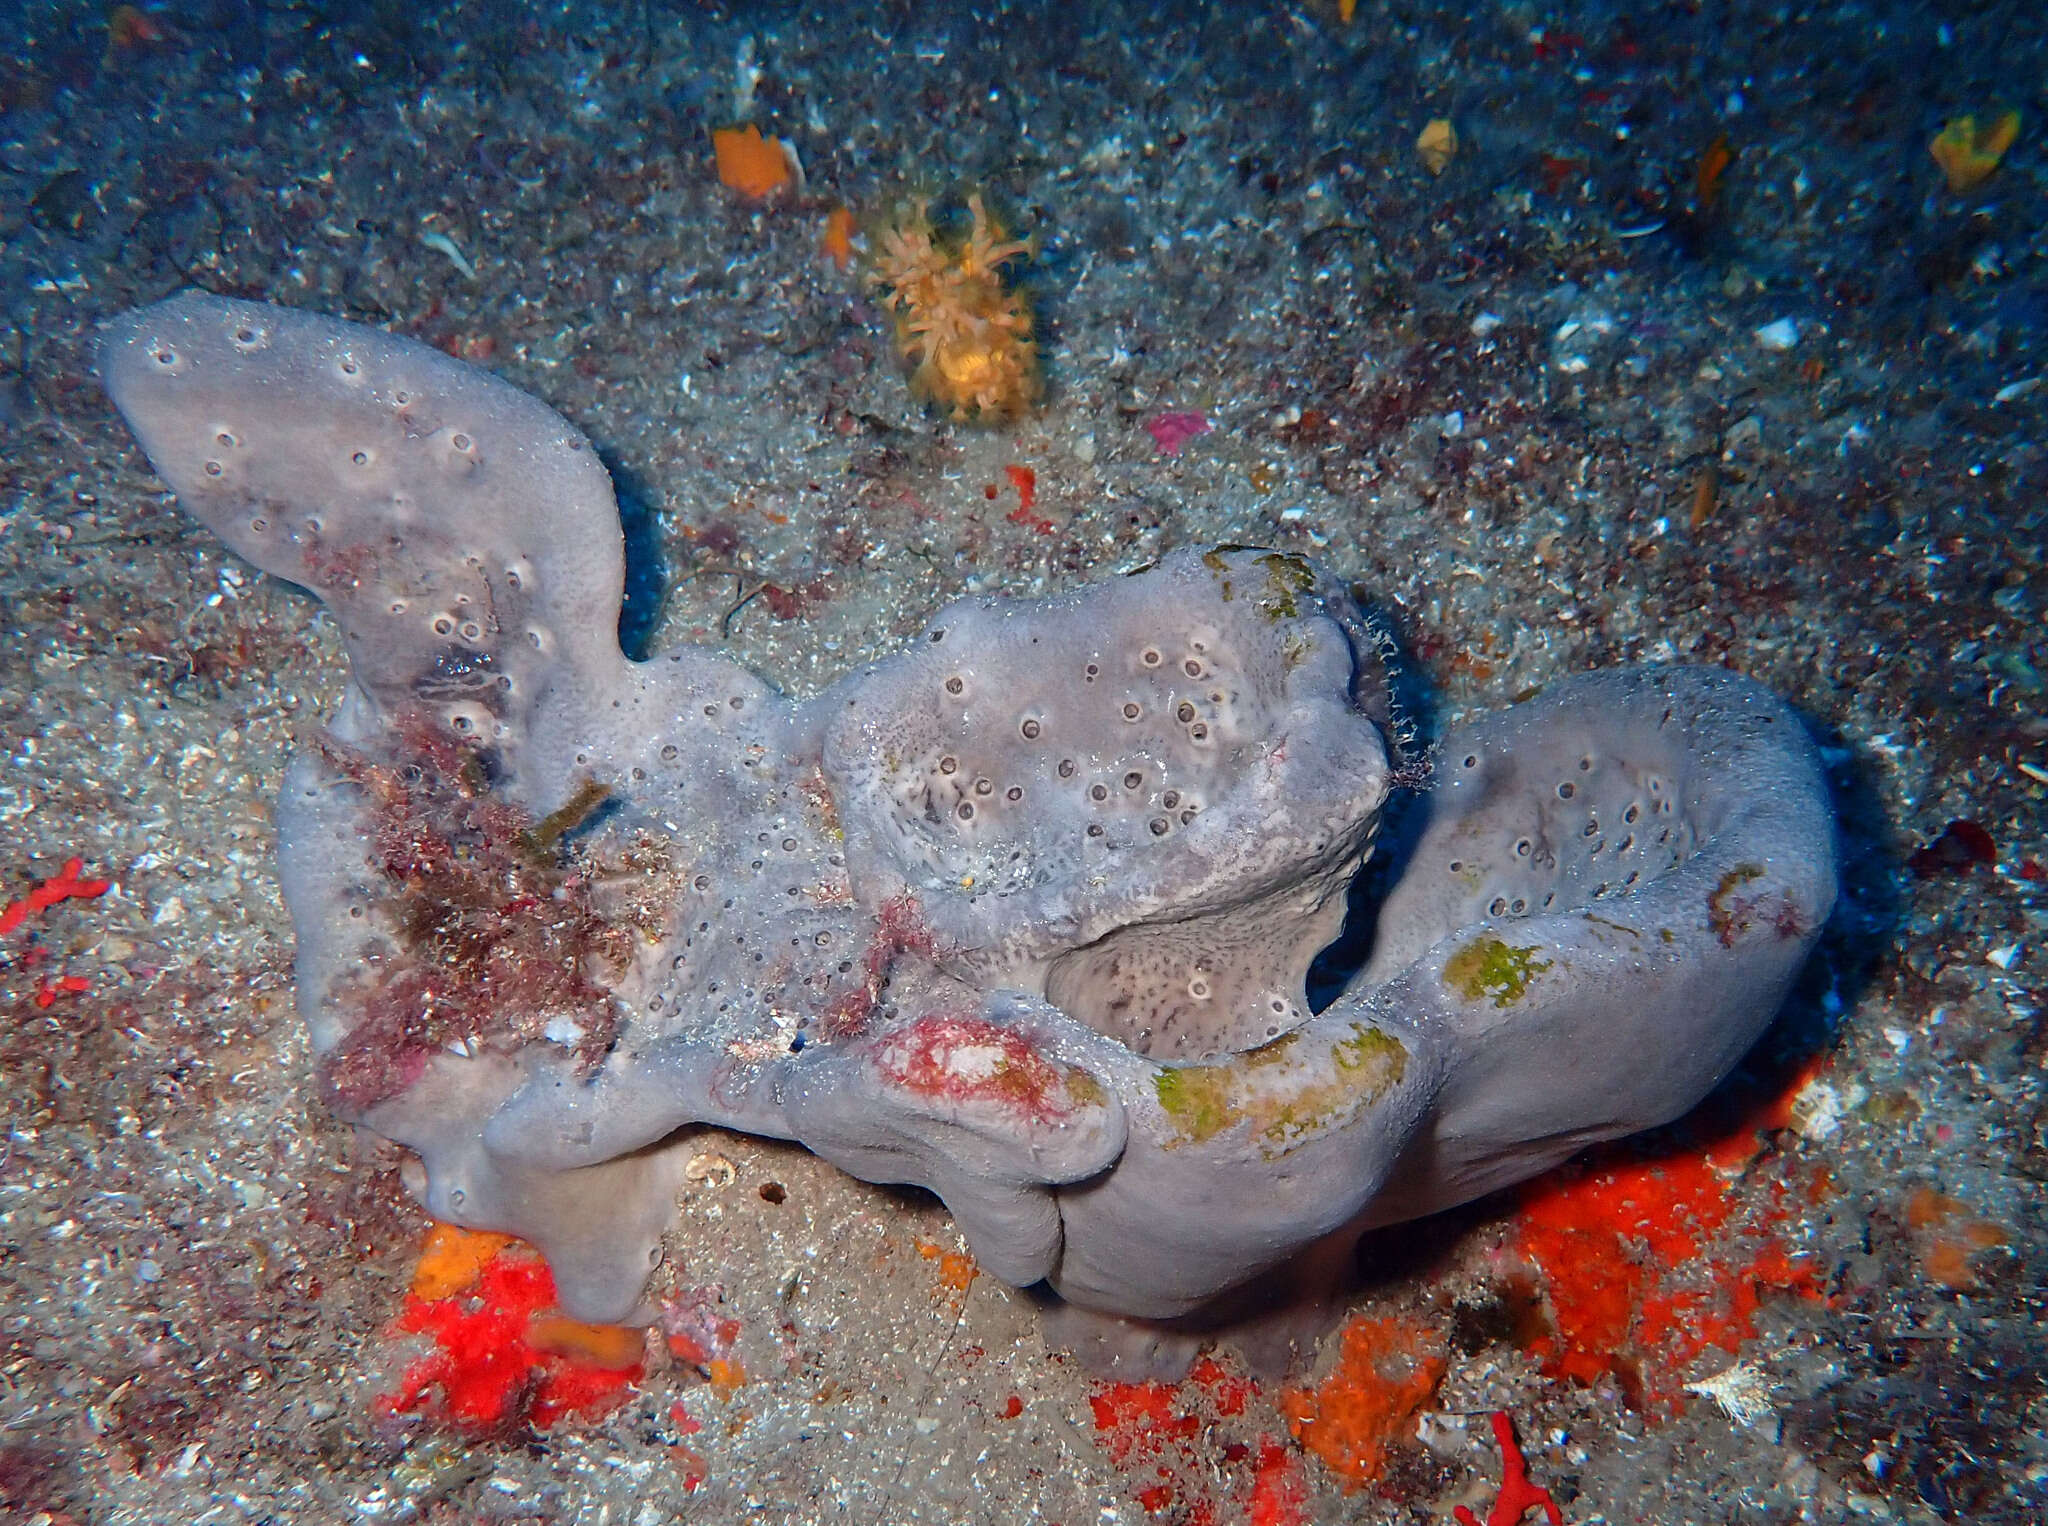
[[867, 194, 1039, 422]]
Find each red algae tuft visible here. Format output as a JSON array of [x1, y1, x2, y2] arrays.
[[31, 973, 93, 1008], [823, 890, 942, 1038], [1145, 410, 1212, 455], [1090, 1379, 1198, 1466], [1248, 1441, 1309, 1526], [1003, 463, 1054, 534], [1907, 817, 1997, 879], [660, 1284, 743, 1372], [314, 716, 638, 1110]]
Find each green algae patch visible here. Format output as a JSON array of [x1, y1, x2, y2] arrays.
[[1333, 1022, 1405, 1079], [1154, 1031, 1299, 1143], [1153, 1064, 1238, 1145], [1153, 1023, 1406, 1155], [1195, 547, 1313, 620], [1444, 935, 1551, 1008]]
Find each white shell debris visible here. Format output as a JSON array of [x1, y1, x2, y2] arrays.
[[685, 1152, 739, 1188], [421, 229, 478, 281], [1787, 1076, 1865, 1140], [1685, 1359, 1782, 1430]]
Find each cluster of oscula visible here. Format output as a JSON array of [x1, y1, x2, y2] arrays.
[[102, 293, 1836, 1370]]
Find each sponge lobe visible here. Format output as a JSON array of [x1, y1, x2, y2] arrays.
[[822, 550, 1392, 1058], [100, 291, 628, 781], [1351, 665, 1838, 1224]]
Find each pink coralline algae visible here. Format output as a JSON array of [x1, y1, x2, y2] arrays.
[[1145, 410, 1212, 454], [872, 1013, 1094, 1125], [101, 293, 1836, 1369]]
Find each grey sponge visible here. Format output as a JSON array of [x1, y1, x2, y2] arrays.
[[821, 549, 1391, 1059], [101, 293, 1836, 1344]]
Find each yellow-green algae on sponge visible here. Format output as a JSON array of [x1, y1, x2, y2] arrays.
[[1251, 552, 1316, 621], [1443, 935, 1552, 1008], [1153, 1023, 1407, 1153], [1197, 545, 1315, 621]]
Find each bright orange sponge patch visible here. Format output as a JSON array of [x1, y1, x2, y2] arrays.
[[410, 1221, 515, 1299], [712, 124, 796, 200], [383, 1224, 644, 1436], [1904, 1186, 2009, 1290], [1278, 1315, 1445, 1488], [821, 205, 857, 269]]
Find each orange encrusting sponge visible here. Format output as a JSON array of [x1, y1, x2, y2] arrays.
[[867, 194, 1039, 422], [1277, 1315, 1446, 1489], [383, 1224, 645, 1435], [712, 124, 797, 200]]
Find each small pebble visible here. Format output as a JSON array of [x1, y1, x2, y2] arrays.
[[1754, 317, 1802, 351]]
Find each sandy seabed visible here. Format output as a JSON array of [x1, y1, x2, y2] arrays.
[[1, 1, 2043, 1522]]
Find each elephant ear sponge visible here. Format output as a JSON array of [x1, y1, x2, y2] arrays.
[[868, 194, 1039, 422]]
